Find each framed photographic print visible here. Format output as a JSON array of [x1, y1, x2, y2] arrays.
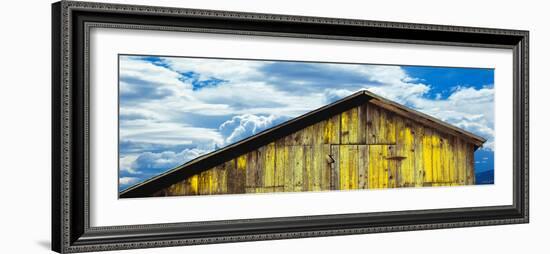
[[52, 1, 529, 253]]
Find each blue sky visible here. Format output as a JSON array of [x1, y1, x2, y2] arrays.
[[118, 55, 495, 191]]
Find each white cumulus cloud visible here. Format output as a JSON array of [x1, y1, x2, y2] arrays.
[[219, 114, 289, 145], [119, 177, 140, 187]]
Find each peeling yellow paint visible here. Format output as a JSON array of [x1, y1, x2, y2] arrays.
[[237, 154, 247, 171]]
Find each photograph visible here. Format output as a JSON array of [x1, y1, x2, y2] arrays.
[[46, 1, 532, 252], [118, 55, 495, 198]]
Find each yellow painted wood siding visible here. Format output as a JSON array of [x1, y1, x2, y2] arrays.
[[157, 102, 480, 197], [395, 118, 415, 187]]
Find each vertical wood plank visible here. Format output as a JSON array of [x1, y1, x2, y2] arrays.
[[311, 120, 326, 145], [256, 147, 266, 188], [245, 151, 258, 188], [350, 107, 359, 144], [368, 104, 397, 144], [349, 145, 359, 190], [215, 166, 225, 194], [184, 177, 195, 196], [448, 136, 458, 185], [358, 104, 368, 145], [285, 128, 303, 146], [321, 144, 332, 190], [209, 167, 219, 194], [190, 174, 199, 195], [453, 138, 460, 186], [284, 145, 294, 192], [456, 138, 465, 185], [341, 109, 350, 144], [330, 145, 340, 190], [165, 181, 181, 196], [301, 125, 314, 145], [303, 145, 313, 191], [466, 143, 472, 184], [230, 156, 246, 194], [166, 176, 199, 196], [358, 145, 368, 189], [441, 134, 451, 185], [339, 145, 350, 190], [413, 124, 424, 187], [264, 142, 276, 187], [387, 145, 397, 188], [311, 145, 322, 191], [367, 103, 380, 144], [396, 118, 415, 187], [179, 176, 192, 196], [208, 169, 216, 194], [324, 114, 341, 144], [384, 112, 397, 144], [293, 145, 304, 192], [380, 145, 390, 189], [274, 140, 286, 188], [406, 121, 416, 186], [198, 170, 211, 195], [197, 170, 206, 195], [422, 129, 434, 183], [449, 137, 458, 185], [218, 163, 228, 194], [442, 135, 450, 185], [341, 107, 359, 144], [368, 145, 379, 189], [168, 178, 182, 196], [368, 145, 390, 189], [432, 133, 442, 184], [466, 143, 475, 185]]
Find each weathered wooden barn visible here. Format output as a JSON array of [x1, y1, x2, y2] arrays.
[[120, 90, 486, 198]]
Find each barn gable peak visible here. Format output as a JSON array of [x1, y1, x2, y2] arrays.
[[120, 90, 486, 198]]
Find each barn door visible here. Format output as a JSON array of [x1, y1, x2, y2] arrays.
[[365, 144, 398, 189], [329, 145, 367, 191], [274, 144, 334, 193], [330, 144, 405, 190]]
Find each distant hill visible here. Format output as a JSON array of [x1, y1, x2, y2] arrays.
[[474, 149, 494, 173], [475, 170, 494, 185]]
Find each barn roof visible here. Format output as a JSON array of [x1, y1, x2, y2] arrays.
[[120, 90, 486, 198]]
